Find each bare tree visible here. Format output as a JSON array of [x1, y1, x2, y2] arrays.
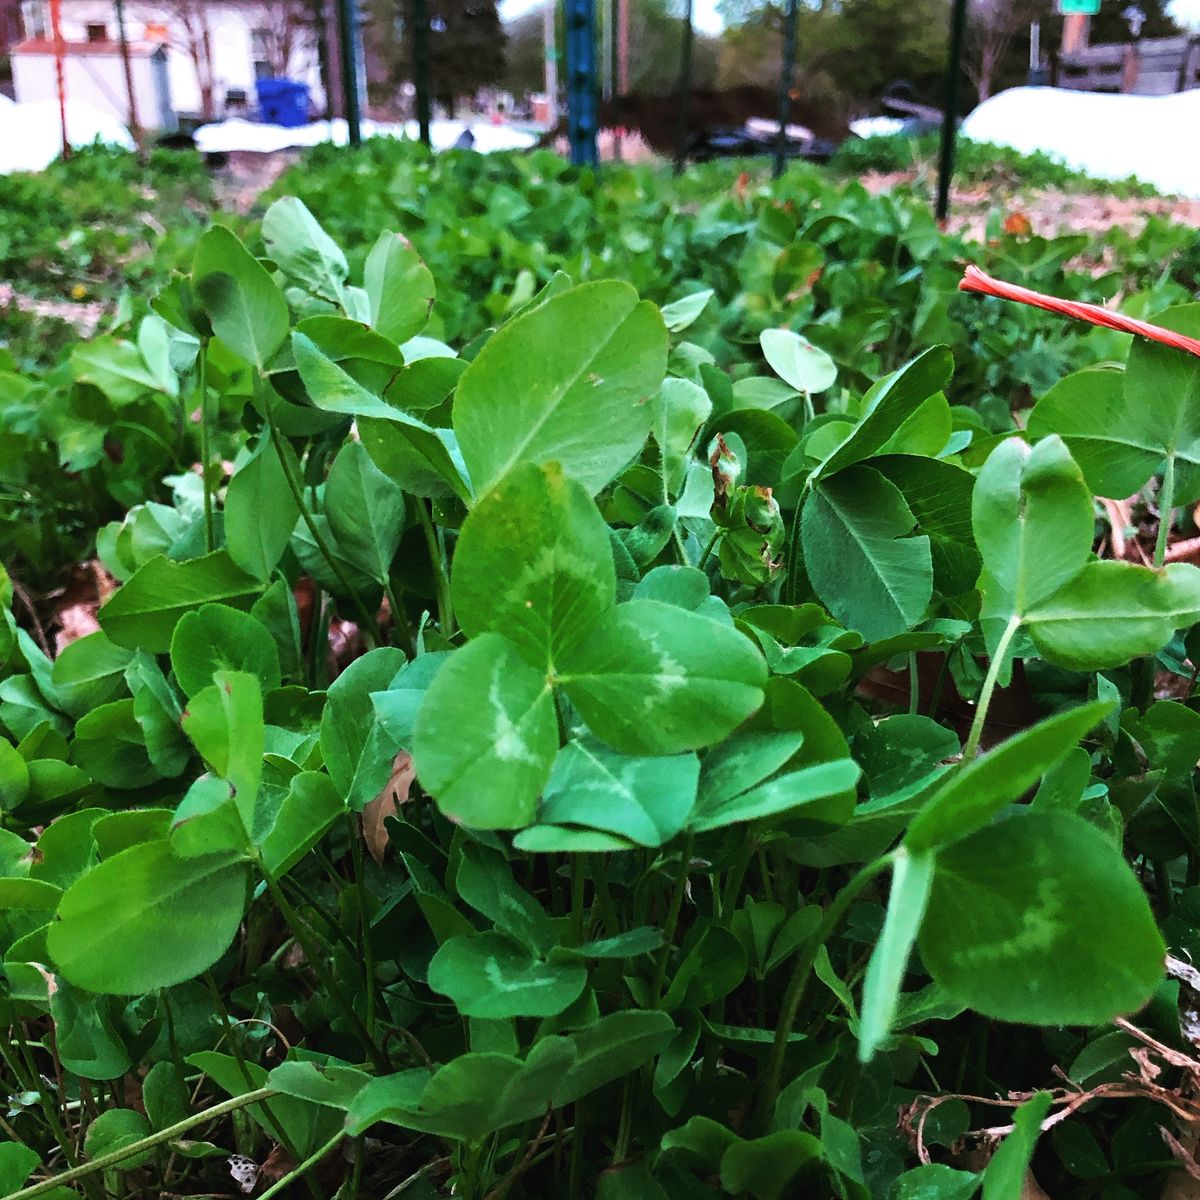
[[164, 0, 217, 117], [254, 0, 317, 78], [965, 0, 1040, 102]]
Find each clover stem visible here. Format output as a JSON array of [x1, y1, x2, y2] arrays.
[[259, 375, 379, 645], [962, 615, 1022, 762], [348, 811, 378, 1041], [257, 856, 389, 1071], [651, 834, 695, 1004], [1154, 452, 1176, 569], [4, 1088, 278, 1200], [256, 1131, 345, 1200], [697, 526, 721, 569], [756, 852, 895, 1132], [197, 338, 214, 553], [416, 498, 454, 634]]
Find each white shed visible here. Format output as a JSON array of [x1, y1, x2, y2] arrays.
[[10, 37, 176, 130]]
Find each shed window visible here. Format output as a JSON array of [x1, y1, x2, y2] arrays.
[[85, 22, 108, 41]]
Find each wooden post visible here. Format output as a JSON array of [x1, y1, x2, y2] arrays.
[[1061, 12, 1089, 53], [113, 0, 141, 146], [49, 0, 69, 159]]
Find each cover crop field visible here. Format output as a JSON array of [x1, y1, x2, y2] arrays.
[[2, 140, 1200, 1200]]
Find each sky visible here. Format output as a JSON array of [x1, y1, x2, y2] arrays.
[[499, 0, 1200, 35], [499, 0, 726, 37]]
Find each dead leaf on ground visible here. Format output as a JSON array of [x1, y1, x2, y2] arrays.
[[362, 751, 415, 865]]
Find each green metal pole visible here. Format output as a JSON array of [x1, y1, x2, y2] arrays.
[[673, 0, 695, 175], [412, 0, 432, 146], [336, 0, 361, 146], [773, 0, 798, 179], [936, 0, 969, 221]]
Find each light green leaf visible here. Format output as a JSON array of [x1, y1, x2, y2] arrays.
[[320, 647, 408, 811], [537, 737, 699, 847], [48, 840, 249, 994], [171, 604, 281, 697], [261, 197, 347, 305], [558, 600, 766, 756], [413, 634, 557, 829], [906, 701, 1112, 853], [50, 631, 133, 719], [982, 1093, 1053, 1200], [453, 280, 668, 498], [802, 466, 932, 642], [98, 552, 262, 653], [427, 932, 587, 1019], [760, 329, 836, 394], [813, 346, 953, 481], [224, 432, 301, 580], [858, 847, 934, 1062], [1026, 561, 1200, 670], [363, 230, 435, 345], [972, 436, 1093, 654], [181, 671, 265, 836], [452, 462, 615, 670], [661, 289, 713, 333], [324, 441, 406, 583], [193, 225, 289, 369], [294, 331, 471, 503], [920, 811, 1164, 1024]]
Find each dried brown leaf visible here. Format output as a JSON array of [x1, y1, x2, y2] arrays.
[[362, 751, 414, 865]]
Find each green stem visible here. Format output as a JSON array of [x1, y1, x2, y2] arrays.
[[385, 579, 416, 657], [569, 857, 587, 946], [591, 857, 621, 937], [1155, 452, 1176, 569], [416, 499, 453, 634], [962, 615, 1021, 762], [6, 1088, 279, 1200], [197, 338, 214, 553], [907, 651, 920, 715], [257, 858, 388, 1071], [756, 853, 895, 1131], [651, 835, 694, 1004], [256, 1131, 344, 1200], [348, 813, 378, 1042], [696, 527, 720, 570], [261, 379, 379, 645], [784, 498, 804, 605], [203, 975, 323, 1200]]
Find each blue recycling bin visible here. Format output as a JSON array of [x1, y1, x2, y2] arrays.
[[256, 78, 310, 128]]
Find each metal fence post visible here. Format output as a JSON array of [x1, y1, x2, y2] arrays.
[[412, 0, 432, 146], [936, 0, 969, 221], [565, 0, 597, 167], [336, 0, 362, 146], [773, 0, 798, 179]]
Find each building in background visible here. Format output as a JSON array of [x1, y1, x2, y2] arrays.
[[12, 0, 327, 124]]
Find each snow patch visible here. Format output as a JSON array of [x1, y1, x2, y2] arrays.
[[961, 85, 1200, 198]]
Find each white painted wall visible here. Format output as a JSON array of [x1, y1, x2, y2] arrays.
[[24, 0, 326, 119], [12, 48, 168, 128]]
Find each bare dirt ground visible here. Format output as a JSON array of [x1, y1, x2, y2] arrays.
[[862, 170, 1200, 239]]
